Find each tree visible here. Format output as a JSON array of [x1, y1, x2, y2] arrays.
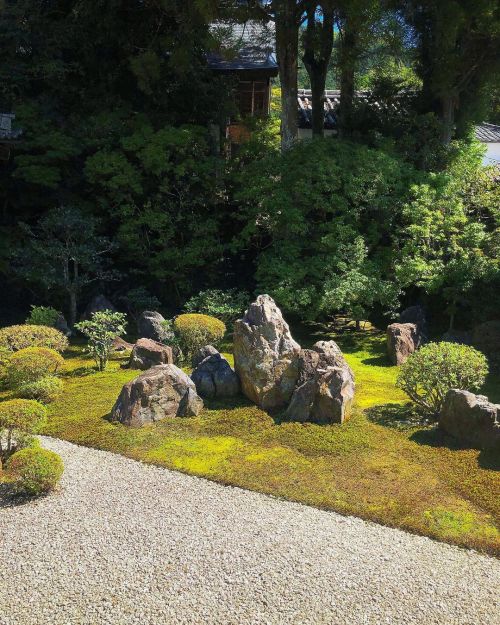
[[301, 1, 335, 136], [396, 150, 499, 330], [15, 206, 117, 327], [75, 310, 127, 371], [405, 0, 500, 144]]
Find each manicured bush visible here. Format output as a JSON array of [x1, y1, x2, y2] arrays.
[[0, 324, 68, 353], [173, 313, 226, 357], [0, 399, 48, 457], [7, 447, 64, 496], [7, 347, 64, 386], [183, 289, 249, 323], [25, 305, 60, 327], [75, 310, 127, 371], [396, 342, 488, 416], [18, 376, 64, 404]]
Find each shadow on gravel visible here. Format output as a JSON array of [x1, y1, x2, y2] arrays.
[[0, 483, 46, 509]]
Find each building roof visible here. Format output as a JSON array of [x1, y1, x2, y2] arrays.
[[208, 20, 278, 74], [0, 113, 22, 140], [475, 123, 500, 143]]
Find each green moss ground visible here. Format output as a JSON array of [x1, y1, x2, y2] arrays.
[[11, 330, 500, 554]]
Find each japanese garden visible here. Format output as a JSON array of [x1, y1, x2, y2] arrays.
[[0, 1, 499, 624]]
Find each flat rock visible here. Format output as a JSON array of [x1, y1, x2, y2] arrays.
[[191, 352, 240, 398], [111, 364, 203, 426], [112, 336, 134, 352], [129, 338, 173, 370], [233, 295, 301, 410], [439, 389, 500, 450]]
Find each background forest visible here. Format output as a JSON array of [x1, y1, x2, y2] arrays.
[[0, 0, 499, 334]]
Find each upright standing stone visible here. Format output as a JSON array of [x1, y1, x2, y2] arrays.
[[233, 295, 301, 410], [191, 352, 240, 399], [286, 341, 355, 424], [83, 295, 116, 319], [137, 310, 170, 342], [387, 323, 421, 366]]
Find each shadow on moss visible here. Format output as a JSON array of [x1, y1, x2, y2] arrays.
[[366, 403, 432, 430]]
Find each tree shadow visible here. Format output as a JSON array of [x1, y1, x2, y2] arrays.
[[61, 366, 97, 379], [361, 354, 391, 367], [366, 403, 433, 430], [0, 482, 50, 509], [409, 428, 500, 471]]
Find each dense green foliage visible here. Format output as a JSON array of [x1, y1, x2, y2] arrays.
[[0, 325, 68, 353], [174, 314, 226, 358], [17, 376, 64, 404], [25, 306, 60, 327], [6, 347, 64, 387], [6, 447, 64, 496], [75, 311, 127, 371], [184, 289, 249, 324], [396, 343, 489, 415], [0, 398, 47, 458]]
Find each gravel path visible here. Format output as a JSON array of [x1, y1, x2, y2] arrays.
[[0, 437, 498, 625]]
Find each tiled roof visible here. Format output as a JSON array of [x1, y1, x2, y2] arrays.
[[0, 113, 22, 140], [475, 123, 500, 143], [208, 20, 278, 73], [298, 90, 376, 130]]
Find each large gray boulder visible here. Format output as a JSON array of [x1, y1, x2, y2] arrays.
[[439, 389, 500, 450], [387, 323, 422, 366], [233, 295, 301, 410], [54, 314, 71, 337], [286, 341, 355, 424], [192, 345, 219, 369], [83, 294, 116, 319], [137, 310, 171, 343], [111, 364, 203, 427], [191, 352, 240, 399], [129, 338, 173, 370]]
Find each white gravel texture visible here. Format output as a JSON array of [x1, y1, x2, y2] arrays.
[[0, 436, 498, 625]]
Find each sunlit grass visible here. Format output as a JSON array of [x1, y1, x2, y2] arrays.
[[32, 330, 500, 555]]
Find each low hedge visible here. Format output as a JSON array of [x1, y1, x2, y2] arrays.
[[0, 325, 68, 353], [18, 376, 64, 404], [7, 447, 64, 496], [7, 347, 64, 386], [173, 313, 226, 357]]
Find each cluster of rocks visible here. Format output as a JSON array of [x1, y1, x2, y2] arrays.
[[386, 305, 427, 366], [234, 295, 355, 424], [110, 295, 354, 427], [440, 389, 500, 450]]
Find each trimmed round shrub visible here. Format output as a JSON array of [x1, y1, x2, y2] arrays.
[[0, 324, 68, 353], [0, 399, 48, 433], [173, 313, 226, 357], [7, 447, 64, 496], [7, 347, 64, 386], [18, 376, 64, 404], [25, 305, 60, 327], [396, 342, 488, 416]]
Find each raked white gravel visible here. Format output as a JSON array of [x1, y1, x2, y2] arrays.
[[0, 436, 498, 625]]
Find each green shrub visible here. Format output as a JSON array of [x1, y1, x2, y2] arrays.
[[7, 347, 64, 386], [0, 399, 48, 457], [25, 305, 60, 327], [183, 289, 249, 323], [396, 342, 488, 416], [75, 310, 127, 371], [7, 447, 64, 496], [18, 376, 64, 404], [173, 313, 226, 357], [0, 324, 68, 353]]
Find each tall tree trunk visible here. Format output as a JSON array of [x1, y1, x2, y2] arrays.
[[338, 22, 357, 138], [302, 1, 335, 137], [440, 95, 455, 145], [69, 289, 77, 328], [275, 0, 300, 150]]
